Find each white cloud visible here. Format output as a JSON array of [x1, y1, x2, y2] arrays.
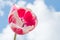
[[0, 0, 15, 16], [0, 25, 14, 40], [25, 0, 60, 40], [16, 1, 26, 7], [0, 25, 24, 40], [0, 0, 60, 40], [0, 0, 14, 8]]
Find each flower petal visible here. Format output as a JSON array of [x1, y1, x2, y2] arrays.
[[17, 8, 26, 18], [8, 14, 16, 23], [24, 11, 35, 26]]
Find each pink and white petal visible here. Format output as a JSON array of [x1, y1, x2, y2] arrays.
[[22, 25, 35, 34]]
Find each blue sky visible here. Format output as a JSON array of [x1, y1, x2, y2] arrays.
[[0, 0, 60, 33], [45, 0, 60, 11]]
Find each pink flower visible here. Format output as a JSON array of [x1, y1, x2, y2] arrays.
[[8, 5, 37, 35]]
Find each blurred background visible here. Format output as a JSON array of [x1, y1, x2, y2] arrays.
[[0, 0, 60, 40]]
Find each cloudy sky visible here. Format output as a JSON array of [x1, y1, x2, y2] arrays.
[[0, 0, 60, 40]]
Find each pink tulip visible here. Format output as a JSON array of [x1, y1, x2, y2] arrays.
[[8, 5, 37, 35]]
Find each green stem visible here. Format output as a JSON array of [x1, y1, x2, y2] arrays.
[[14, 33, 16, 40]]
